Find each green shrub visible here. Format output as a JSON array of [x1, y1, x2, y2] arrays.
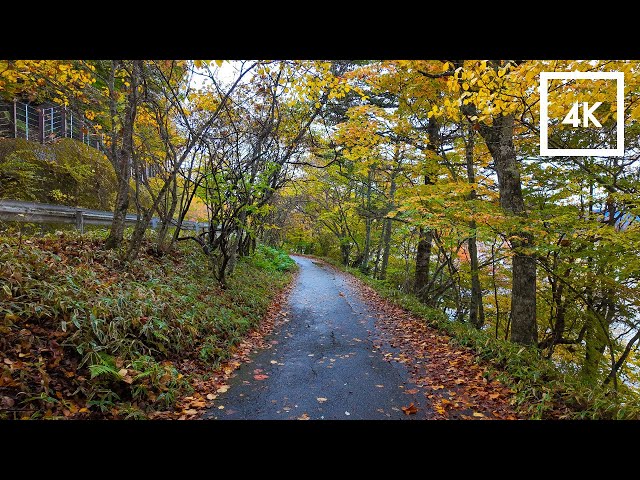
[[251, 245, 296, 272]]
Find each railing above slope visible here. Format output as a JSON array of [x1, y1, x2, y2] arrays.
[[0, 100, 102, 149]]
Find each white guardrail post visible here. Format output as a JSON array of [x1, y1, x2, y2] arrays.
[[75, 210, 84, 233]]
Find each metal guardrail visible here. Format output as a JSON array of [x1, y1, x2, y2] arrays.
[[0, 199, 208, 234]]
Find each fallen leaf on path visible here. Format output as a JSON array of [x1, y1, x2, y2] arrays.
[[316, 397, 327, 403], [401, 403, 418, 415], [254, 374, 269, 380], [184, 409, 198, 415], [375, 384, 384, 388], [405, 389, 419, 395], [216, 385, 229, 393], [297, 413, 310, 420], [218, 405, 225, 410], [472, 412, 485, 418], [345, 411, 351, 416], [206, 394, 217, 400], [270, 360, 278, 364]]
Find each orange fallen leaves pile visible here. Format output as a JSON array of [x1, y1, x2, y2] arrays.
[[348, 275, 520, 420]]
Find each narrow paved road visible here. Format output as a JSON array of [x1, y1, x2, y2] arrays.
[[203, 255, 424, 420]]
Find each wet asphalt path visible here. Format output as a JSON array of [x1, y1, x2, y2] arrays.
[[203, 255, 422, 420]]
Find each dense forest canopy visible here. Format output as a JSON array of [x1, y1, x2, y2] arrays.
[[1, 59, 639, 406]]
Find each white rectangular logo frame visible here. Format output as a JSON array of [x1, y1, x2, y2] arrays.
[[539, 71, 624, 157]]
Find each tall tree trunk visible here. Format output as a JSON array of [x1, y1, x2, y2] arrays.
[[227, 209, 247, 275], [125, 205, 155, 262], [124, 170, 175, 263], [478, 114, 537, 345], [583, 196, 616, 380], [468, 231, 484, 328], [340, 239, 351, 266], [379, 218, 392, 280], [360, 167, 373, 273], [378, 173, 397, 281], [105, 61, 140, 250], [157, 174, 179, 251], [415, 117, 438, 301], [239, 229, 253, 257], [414, 227, 432, 302], [106, 164, 132, 249], [372, 223, 384, 277], [552, 282, 567, 348], [582, 311, 608, 380], [465, 126, 484, 328]]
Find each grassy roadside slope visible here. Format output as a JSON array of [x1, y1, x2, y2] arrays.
[[0, 231, 295, 419]]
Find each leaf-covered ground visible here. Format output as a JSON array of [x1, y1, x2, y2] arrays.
[[0, 232, 296, 419], [341, 265, 521, 419]]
